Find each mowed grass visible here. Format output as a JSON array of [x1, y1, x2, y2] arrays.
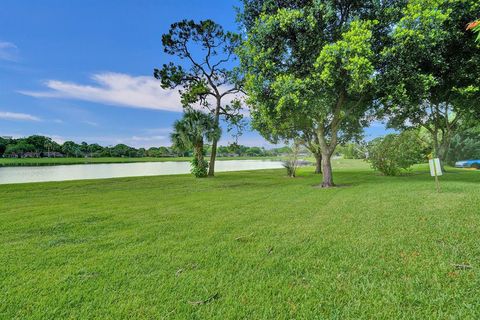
[[1, 160, 479, 319], [0, 156, 282, 167]]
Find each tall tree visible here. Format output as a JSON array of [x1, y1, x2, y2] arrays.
[[26, 135, 58, 154], [62, 141, 82, 157], [155, 20, 243, 177], [4, 141, 35, 157], [171, 109, 220, 178], [239, 1, 397, 187], [380, 0, 480, 167]]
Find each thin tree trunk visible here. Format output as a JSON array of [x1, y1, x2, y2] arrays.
[[208, 138, 218, 176], [441, 135, 452, 166], [433, 104, 447, 172], [208, 98, 221, 177], [431, 127, 447, 172], [314, 152, 322, 174], [433, 135, 440, 158], [321, 152, 334, 187]]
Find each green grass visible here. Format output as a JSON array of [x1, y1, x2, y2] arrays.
[[1, 160, 479, 319], [0, 156, 282, 167]]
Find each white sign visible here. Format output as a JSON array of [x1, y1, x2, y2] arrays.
[[429, 158, 443, 177]]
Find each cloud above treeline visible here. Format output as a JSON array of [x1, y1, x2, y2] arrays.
[[0, 111, 41, 122], [19, 72, 184, 112]]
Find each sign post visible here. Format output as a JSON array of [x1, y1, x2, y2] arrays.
[[429, 158, 442, 193]]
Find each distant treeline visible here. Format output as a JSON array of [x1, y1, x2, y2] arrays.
[[0, 135, 292, 158]]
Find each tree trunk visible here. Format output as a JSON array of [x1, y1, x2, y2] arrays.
[[208, 98, 221, 177], [431, 128, 447, 172], [314, 152, 322, 174], [208, 138, 218, 176], [440, 137, 452, 166], [195, 144, 204, 163], [321, 153, 334, 187]]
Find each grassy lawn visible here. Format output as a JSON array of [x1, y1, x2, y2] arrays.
[[0, 156, 283, 167], [1, 160, 479, 319]]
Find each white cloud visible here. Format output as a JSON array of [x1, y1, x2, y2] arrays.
[[0, 42, 18, 61], [19, 72, 184, 112], [82, 120, 99, 127], [0, 111, 41, 122], [19, 72, 249, 114]]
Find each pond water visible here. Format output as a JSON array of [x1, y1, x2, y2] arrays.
[[0, 160, 284, 184]]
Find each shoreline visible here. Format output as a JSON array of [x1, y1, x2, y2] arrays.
[[0, 156, 284, 167]]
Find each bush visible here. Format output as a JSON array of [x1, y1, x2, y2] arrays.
[[282, 160, 299, 177], [367, 131, 426, 176], [190, 158, 209, 178], [282, 140, 300, 177]]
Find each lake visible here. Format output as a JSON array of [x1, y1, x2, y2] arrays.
[[0, 160, 285, 184]]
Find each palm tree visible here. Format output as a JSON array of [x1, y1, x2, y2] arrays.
[[171, 109, 221, 177]]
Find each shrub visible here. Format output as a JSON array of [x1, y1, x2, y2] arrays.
[[282, 160, 298, 177], [190, 158, 209, 178], [283, 140, 300, 177], [367, 131, 426, 176]]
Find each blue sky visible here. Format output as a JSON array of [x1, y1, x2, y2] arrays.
[[0, 0, 390, 148]]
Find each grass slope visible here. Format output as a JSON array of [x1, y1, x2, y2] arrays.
[[0, 156, 282, 167], [1, 160, 479, 319]]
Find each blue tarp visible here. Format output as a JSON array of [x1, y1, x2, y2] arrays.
[[455, 160, 480, 168]]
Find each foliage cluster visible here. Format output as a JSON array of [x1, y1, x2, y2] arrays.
[[170, 109, 220, 178], [379, 0, 480, 166], [446, 122, 480, 165], [367, 131, 427, 176], [0, 135, 290, 160], [0, 135, 176, 159]]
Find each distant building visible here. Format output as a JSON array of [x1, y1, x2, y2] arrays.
[[23, 152, 41, 158], [44, 152, 65, 158]]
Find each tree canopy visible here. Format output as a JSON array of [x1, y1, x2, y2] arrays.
[[379, 0, 480, 166], [239, 0, 401, 187]]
